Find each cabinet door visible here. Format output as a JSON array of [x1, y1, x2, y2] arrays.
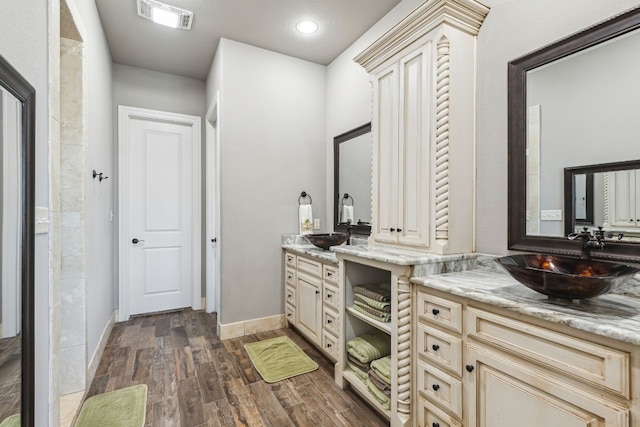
[[296, 272, 322, 344], [466, 345, 628, 427], [397, 44, 431, 248], [609, 170, 637, 228], [372, 62, 400, 244]]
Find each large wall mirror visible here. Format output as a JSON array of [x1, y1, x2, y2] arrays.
[[0, 54, 35, 426], [508, 6, 640, 262], [334, 123, 372, 235]]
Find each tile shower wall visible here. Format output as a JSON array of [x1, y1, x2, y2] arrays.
[[59, 36, 86, 395]]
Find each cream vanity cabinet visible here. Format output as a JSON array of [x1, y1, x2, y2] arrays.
[[284, 250, 341, 361], [355, 0, 488, 254], [414, 287, 637, 427], [604, 169, 640, 231]]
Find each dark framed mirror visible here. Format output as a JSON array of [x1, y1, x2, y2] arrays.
[[508, 6, 640, 263], [334, 123, 372, 235], [0, 54, 35, 426], [564, 160, 640, 237]]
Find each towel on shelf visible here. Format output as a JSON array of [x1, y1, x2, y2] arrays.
[[340, 205, 354, 224], [346, 360, 369, 382], [354, 294, 391, 312], [353, 283, 392, 302], [368, 370, 391, 396], [299, 204, 313, 235], [346, 329, 391, 364], [347, 354, 370, 372], [353, 301, 392, 323], [366, 379, 391, 410], [370, 356, 392, 385]]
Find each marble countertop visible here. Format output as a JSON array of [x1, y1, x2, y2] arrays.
[[331, 244, 479, 266], [412, 266, 640, 346]]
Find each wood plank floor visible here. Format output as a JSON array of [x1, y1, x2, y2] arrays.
[[85, 309, 389, 427], [0, 334, 21, 421]]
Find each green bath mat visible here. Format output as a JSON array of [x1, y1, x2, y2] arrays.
[[75, 384, 147, 427], [244, 336, 319, 383], [0, 414, 20, 427]]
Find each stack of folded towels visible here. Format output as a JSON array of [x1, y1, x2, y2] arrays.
[[345, 329, 392, 410], [352, 283, 392, 323], [367, 355, 391, 408]]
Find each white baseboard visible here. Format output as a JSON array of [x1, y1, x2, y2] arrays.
[[218, 314, 286, 340], [85, 310, 116, 390]]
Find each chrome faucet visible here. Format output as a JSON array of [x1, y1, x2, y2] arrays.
[[567, 226, 613, 261]]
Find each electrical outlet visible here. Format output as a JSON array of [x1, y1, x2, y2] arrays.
[[314, 219, 320, 230], [540, 210, 563, 221]]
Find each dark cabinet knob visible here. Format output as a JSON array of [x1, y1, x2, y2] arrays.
[[432, 344, 440, 351], [466, 364, 475, 372], [132, 238, 145, 244], [432, 308, 440, 315], [432, 384, 440, 391], [390, 228, 396, 232], [397, 228, 402, 232], [211, 237, 217, 243], [315, 290, 320, 295], [433, 423, 440, 427], [327, 343, 332, 348]]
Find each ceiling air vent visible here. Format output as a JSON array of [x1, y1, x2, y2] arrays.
[[136, 0, 193, 30]]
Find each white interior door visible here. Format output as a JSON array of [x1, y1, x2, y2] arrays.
[[205, 93, 221, 314], [119, 106, 201, 319]]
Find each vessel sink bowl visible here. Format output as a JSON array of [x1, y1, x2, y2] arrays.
[[495, 254, 639, 300], [305, 233, 348, 250]]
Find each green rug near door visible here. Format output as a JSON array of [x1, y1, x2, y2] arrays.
[[0, 414, 20, 427], [75, 384, 147, 427], [244, 336, 319, 383]]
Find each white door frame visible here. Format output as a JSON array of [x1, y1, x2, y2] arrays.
[[118, 105, 202, 321], [1, 91, 21, 338], [205, 92, 221, 314]]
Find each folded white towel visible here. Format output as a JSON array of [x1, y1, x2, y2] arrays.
[[299, 204, 313, 235], [341, 205, 354, 224]]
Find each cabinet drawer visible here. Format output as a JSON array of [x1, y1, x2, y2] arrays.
[[416, 290, 462, 334], [417, 359, 462, 419], [323, 306, 340, 337], [323, 283, 339, 310], [285, 304, 296, 326], [322, 329, 339, 361], [285, 252, 296, 267], [323, 264, 339, 284], [417, 323, 462, 376], [466, 307, 630, 397], [285, 268, 296, 287], [297, 256, 323, 277], [285, 284, 296, 307], [417, 397, 462, 427]]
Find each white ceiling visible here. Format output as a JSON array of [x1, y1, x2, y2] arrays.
[[94, 0, 403, 80]]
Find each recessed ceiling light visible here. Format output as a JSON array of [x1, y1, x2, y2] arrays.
[[296, 20, 319, 34], [137, 0, 194, 30]]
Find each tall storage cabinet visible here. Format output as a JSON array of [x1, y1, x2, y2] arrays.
[[355, 0, 489, 254]]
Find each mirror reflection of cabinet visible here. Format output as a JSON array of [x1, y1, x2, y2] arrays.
[[604, 170, 640, 231]]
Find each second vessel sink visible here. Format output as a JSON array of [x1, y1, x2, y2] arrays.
[[495, 254, 639, 300], [305, 233, 348, 250]]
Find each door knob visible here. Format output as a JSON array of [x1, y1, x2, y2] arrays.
[[132, 238, 145, 244]]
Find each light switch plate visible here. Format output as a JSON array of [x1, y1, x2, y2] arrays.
[[35, 206, 50, 234], [313, 219, 320, 230], [540, 210, 563, 221]]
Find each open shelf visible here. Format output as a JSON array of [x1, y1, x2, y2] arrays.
[[343, 370, 391, 420], [346, 306, 392, 335]]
